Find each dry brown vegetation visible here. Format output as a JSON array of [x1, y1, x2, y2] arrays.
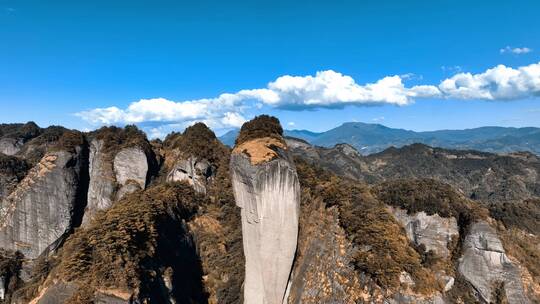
[[373, 178, 487, 222], [92, 125, 152, 156], [163, 123, 229, 165], [235, 115, 283, 146], [295, 158, 441, 295], [232, 137, 286, 165], [490, 198, 540, 235], [0, 154, 28, 180], [0, 122, 41, 141], [48, 182, 207, 303]]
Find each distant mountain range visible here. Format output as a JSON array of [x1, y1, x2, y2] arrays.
[[219, 122, 540, 155]]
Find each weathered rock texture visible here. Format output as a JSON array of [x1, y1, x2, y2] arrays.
[[83, 139, 115, 224], [113, 146, 148, 198], [0, 139, 23, 156], [83, 140, 149, 224], [0, 148, 87, 259], [230, 139, 300, 304], [167, 156, 212, 194], [389, 206, 459, 259], [458, 221, 529, 303]]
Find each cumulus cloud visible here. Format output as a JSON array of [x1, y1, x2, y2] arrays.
[[500, 46, 532, 54], [77, 62, 540, 135], [439, 62, 540, 100]]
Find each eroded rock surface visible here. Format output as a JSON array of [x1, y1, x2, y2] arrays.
[[230, 139, 300, 304], [458, 221, 529, 303], [389, 206, 459, 258], [83, 141, 149, 224], [113, 147, 148, 192], [167, 156, 212, 194], [83, 140, 115, 224], [0, 139, 23, 156], [0, 148, 87, 259]]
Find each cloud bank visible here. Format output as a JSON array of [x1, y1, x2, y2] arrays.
[[77, 61, 540, 135]]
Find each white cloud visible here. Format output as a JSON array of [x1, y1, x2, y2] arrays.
[[500, 46, 532, 54], [372, 116, 385, 122], [439, 62, 540, 100], [287, 122, 295, 127], [77, 61, 540, 135]]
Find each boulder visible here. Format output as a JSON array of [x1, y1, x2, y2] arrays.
[[230, 137, 300, 304], [0, 148, 87, 259], [458, 221, 529, 303]]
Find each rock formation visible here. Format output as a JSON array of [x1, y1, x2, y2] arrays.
[[82, 137, 151, 224], [0, 139, 23, 156], [458, 221, 529, 303], [167, 156, 213, 194], [389, 206, 459, 259], [0, 146, 87, 259], [230, 116, 300, 304]]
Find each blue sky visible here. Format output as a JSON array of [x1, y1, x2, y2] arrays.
[[1, 0, 539, 137]]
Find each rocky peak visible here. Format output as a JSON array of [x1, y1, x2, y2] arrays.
[[230, 115, 300, 304]]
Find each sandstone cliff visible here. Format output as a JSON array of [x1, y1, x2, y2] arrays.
[[230, 116, 300, 304]]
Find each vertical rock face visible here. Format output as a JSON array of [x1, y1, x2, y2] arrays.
[[230, 135, 300, 304], [389, 207, 459, 258], [83, 139, 115, 223], [83, 139, 150, 224], [458, 221, 529, 304], [0, 148, 86, 259], [113, 146, 148, 198]]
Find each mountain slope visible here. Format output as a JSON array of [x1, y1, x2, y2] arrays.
[[219, 122, 540, 155]]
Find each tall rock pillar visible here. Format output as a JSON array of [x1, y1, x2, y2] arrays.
[[230, 116, 300, 304]]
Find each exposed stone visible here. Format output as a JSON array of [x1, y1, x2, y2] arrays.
[[113, 147, 148, 190], [389, 206, 459, 258], [0, 138, 23, 156], [83, 141, 149, 224], [0, 148, 87, 259], [167, 156, 212, 194], [458, 221, 529, 303], [82, 140, 115, 224], [230, 140, 300, 304]]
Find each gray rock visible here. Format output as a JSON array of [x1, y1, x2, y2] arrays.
[[83, 141, 149, 224], [0, 138, 23, 156], [458, 221, 529, 303], [230, 147, 300, 304], [167, 156, 212, 194], [389, 207, 459, 258], [83, 140, 115, 224], [113, 147, 148, 190], [0, 148, 86, 259]]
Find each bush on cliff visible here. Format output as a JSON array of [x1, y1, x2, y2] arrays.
[[53, 182, 207, 302], [295, 158, 441, 294], [164, 122, 229, 164], [235, 115, 283, 146]]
